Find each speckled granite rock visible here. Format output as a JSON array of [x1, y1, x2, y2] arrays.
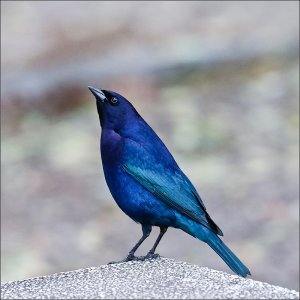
[[1, 258, 299, 299]]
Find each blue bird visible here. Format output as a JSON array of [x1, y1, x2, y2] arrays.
[[88, 86, 251, 277]]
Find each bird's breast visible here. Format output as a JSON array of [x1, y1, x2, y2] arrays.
[[101, 129, 123, 162], [99, 129, 177, 226]]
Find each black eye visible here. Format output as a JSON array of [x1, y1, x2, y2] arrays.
[[111, 97, 118, 104]]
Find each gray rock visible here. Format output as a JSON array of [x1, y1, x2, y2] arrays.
[[1, 258, 299, 299]]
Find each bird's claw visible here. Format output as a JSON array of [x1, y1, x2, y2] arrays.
[[108, 254, 137, 264], [145, 252, 160, 260], [108, 253, 160, 264]]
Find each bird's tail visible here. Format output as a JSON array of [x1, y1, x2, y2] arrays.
[[206, 234, 251, 277]]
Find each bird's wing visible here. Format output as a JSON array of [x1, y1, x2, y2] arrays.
[[123, 139, 223, 236]]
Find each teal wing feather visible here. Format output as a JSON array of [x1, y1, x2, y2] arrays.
[[123, 139, 223, 236]]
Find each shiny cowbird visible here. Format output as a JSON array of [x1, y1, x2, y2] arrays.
[[88, 86, 251, 277]]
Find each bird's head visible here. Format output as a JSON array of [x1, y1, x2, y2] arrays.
[[88, 86, 139, 130]]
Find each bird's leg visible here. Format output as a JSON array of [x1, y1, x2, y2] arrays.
[[126, 225, 152, 260], [109, 225, 152, 264], [145, 226, 168, 259]]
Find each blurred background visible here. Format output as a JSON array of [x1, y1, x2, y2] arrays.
[[1, 1, 299, 290]]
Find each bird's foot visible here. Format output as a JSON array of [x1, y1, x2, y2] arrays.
[[108, 253, 160, 264], [108, 253, 137, 264], [132, 252, 160, 262], [144, 252, 160, 260]]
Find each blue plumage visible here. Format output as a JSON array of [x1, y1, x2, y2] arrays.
[[89, 86, 251, 277]]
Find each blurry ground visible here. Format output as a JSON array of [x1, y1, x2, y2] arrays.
[[1, 1, 299, 291]]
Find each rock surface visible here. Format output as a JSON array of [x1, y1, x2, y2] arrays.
[[1, 258, 299, 299]]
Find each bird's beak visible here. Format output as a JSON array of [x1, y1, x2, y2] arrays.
[[88, 86, 107, 103]]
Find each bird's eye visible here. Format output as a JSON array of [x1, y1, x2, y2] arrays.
[[111, 97, 118, 104]]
